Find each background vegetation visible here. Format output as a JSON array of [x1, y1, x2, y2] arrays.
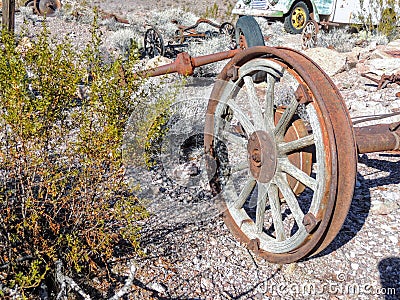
[[0, 16, 158, 298]]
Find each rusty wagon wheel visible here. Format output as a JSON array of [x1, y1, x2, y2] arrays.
[[204, 46, 357, 263], [144, 28, 165, 59], [34, 0, 61, 17]]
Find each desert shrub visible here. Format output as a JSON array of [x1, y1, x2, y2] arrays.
[[202, 1, 236, 22], [317, 27, 358, 52], [356, 0, 400, 39], [202, 3, 220, 20], [0, 14, 163, 298], [377, 1, 399, 38], [107, 28, 143, 59]]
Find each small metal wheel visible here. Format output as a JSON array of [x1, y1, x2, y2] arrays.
[[25, 0, 39, 14], [35, 0, 61, 17], [301, 20, 319, 49], [284, 1, 310, 34], [220, 22, 235, 39], [144, 28, 165, 59], [204, 46, 357, 263]]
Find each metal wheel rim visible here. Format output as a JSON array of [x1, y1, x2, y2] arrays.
[[302, 20, 319, 49], [37, 0, 61, 16], [220, 22, 235, 38], [204, 46, 357, 263], [144, 28, 165, 58], [291, 7, 307, 29]]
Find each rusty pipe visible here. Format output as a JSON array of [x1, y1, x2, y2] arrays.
[[355, 123, 400, 153], [141, 49, 241, 78]]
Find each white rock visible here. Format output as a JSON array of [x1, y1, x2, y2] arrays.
[[148, 282, 167, 294], [201, 277, 214, 289], [351, 263, 359, 270], [388, 236, 398, 244], [145, 56, 174, 69], [357, 58, 400, 76], [304, 47, 347, 76]]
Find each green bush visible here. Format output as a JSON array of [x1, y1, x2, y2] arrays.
[[357, 0, 400, 39], [0, 15, 157, 298]]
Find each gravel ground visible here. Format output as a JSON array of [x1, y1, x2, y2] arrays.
[[8, 1, 400, 299]]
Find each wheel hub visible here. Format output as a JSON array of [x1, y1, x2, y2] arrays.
[[292, 8, 306, 28], [247, 130, 277, 183]]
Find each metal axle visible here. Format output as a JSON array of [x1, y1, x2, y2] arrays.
[[144, 48, 400, 155]]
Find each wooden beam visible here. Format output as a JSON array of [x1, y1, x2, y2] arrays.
[[2, 0, 16, 32]]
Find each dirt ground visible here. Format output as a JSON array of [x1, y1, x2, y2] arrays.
[[91, 0, 237, 21]]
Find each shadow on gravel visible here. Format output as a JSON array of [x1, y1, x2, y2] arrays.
[[378, 257, 400, 300], [310, 153, 400, 259]]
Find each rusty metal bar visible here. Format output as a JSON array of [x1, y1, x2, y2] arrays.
[[2, 0, 15, 32], [142, 49, 241, 77], [354, 122, 400, 154], [139, 46, 400, 156]]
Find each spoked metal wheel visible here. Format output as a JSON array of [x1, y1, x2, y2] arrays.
[[220, 22, 236, 49], [144, 28, 165, 59], [220, 22, 235, 38], [302, 20, 319, 49], [204, 46, 357, 263]]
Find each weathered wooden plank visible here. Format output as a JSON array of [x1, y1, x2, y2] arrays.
[[2, 0, 16, 32]]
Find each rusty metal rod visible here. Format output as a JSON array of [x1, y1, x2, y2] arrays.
[[141, 49, 241, 77], [355, 123, 400, 153], [139, 48, 400, 156]]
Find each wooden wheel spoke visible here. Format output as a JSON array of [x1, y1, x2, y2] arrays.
[[227, 99, 256, 135], [256, 182, 270, 233], [264, 74, 276, 131], [274, 98, 299, 138], [277, 134, 314, 154], [268, 183, 285, 241], [221, 131, 247, 149], [231, 160, 249, 174], [243, 76, 264, 130], [275, 173, 305, 227], [279, 158, 317, 191], [234, 178, 256, 209]]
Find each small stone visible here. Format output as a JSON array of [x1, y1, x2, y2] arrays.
[[371, 201, 398, 215], [148, 282, 167, 294], [388, 236, 398, 244], [209, 237, 217, 246], [201, 278, 214, 289], [351, 263, 359, 270], [285, 263, 296, 274]]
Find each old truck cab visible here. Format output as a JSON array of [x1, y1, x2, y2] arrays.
[[232, 0, 385, 34]]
